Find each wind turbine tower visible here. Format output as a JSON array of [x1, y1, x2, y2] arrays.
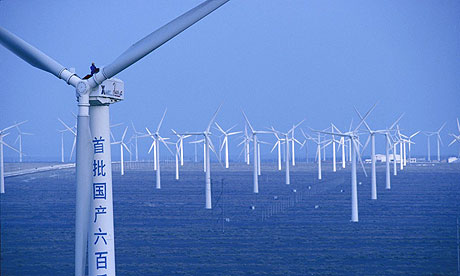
[[14, 121, 33, 162], [242, 111, 271, 193], [0, 122, 25, 193], [181, 106, 221, 209], [145, 109, 174, 189]]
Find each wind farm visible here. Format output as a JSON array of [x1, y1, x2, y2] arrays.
[[1, 1, 459, 276]]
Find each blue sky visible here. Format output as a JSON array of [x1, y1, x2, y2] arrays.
[[0, 0, 459, 161]]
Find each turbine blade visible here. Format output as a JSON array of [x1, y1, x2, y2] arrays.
[[219, 137, 227, 153], [214, 122, 225, 134], [206, 105, 222, 133], [121, 126, 128, 141], [226, 124, 238, 133], [145, 127, 153, 136], [389, 113, 405, 130], [353, 138, 368, 177], [241, 110, 254, 133], [354, 107, 372, 133], [58, 118, 76, 136], [2, 120, 27, 133], [160, 137, 175, 156], [156, 108, 167, 133], [227, 131, 242, 136], [289, 119, 305, 133], [310, 128, 349, 139], [354, 102, 377, 132], [0, 27, 80, 86], [97, 0, 229, 83], [207, 136, 224, 168], [70, 136, 77, 160], [409, 131, 420, 139], [361, 135, 371, 155], [148, 140, 155, 154], [0, 140, 20, 153], [348, 118, 354, 132], [110, 122, 123, 129], [270, 141, 279, 153], [438, 122, 447, 133], [122, 143, 131, 154], [131, 121, 138, 134]]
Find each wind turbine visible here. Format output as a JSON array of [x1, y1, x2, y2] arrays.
[[57, 118, 74, 163], [271, 120, 303, 185], [290, 126, 302, 166], [172, 137, 186, 180], [304, 129, 329, 180], [131, 121, 145, 162], [299, 134, 309, 164], [270, 131, 285, 170], [14, 121, 33, 162], [172, 129, 191, 167], [111, 126, 131, 176], [331, 124, 337, 172], [354, 104, 384, 200], [145, 109, 174, 189], [1, 121, 25, 193], [316, 133, 324, 179], [448, 118, 460, 157], [239, 124, 251, 165], [392, 133, 399, 175], [313, 133, 323, 180], [190, 138, 206, 172], [0, 1, 230, 274], [331, 124, 347, 169], [180, 106, 221, 209], [214, 123, 241, 169], [434, 123, 446, 162], [407, 131, 420, 163], [423, 132, 435, 162], [58, 128, 67, 163], [395, 126, 405, 170], [424, 123, 446, 163], [384, 114, 404, 186], [58, 118, 77, 161], [312, 108, 372, 222], [242, 111, 271, 193]]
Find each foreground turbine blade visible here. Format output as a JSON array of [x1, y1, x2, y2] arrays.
[[99, 0, 229, 82], [0, 27, 79, 86]]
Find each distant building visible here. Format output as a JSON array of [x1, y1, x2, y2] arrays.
[[448, 157, 459, 163], [375, 154, 386, 162]]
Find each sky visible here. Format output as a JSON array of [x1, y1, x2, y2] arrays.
[[0, 0, 459, 162]]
